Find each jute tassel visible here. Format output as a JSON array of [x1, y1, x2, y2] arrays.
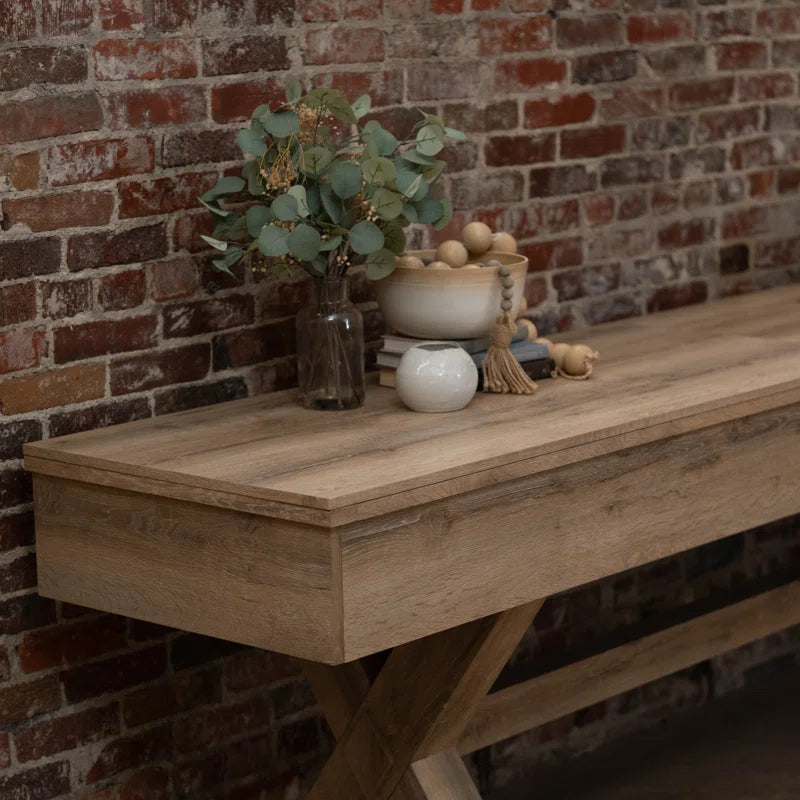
[[483, 311, 538, 394]]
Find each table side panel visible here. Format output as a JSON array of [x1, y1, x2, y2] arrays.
[[339, 403, 800, 660], [33, 476, 343, 663]]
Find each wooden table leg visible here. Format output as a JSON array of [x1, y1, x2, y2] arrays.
[[303, 599, 544, 800]]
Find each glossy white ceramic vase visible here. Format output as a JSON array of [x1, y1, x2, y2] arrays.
[[396, 343, 478, 413]]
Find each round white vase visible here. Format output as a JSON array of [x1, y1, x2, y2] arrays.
[[396, 343, 478, 413]]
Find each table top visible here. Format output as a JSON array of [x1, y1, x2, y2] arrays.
[[25, 284, 800, 526]]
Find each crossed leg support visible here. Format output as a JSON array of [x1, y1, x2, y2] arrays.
[[302, 599, 544, 800]]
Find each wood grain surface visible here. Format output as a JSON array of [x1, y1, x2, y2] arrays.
[[24, 285, 800, 521]]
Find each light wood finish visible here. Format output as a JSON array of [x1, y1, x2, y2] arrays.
[[458, 581, 800, 755]]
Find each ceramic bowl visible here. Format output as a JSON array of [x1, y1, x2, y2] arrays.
[[396, 343, 478, 413], [376, 250, 528, 340]]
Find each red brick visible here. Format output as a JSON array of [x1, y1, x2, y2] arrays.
[[88, 726, 171, 783], [0, 282, 37, 327], [0, 364, 105, 415], [163, 295, 254, 338], [97, 269, 147, 311], [599, 87, 663, 121], [522, 237, 583, 271], [669, 77, 734, 110], [342, 0, 379, 19], [173, 212, 214, 252], [773, 41, 800, 67], [0, 93, 102, 145], [174, 696, 271, 754], [557, 15, 623, 48], [148, 255, 198, 301], [119, 171, 216, 218], [574, 50, 637, 84], [203, 34, 288, 75], [43, 0, 93, 34], [49, 397, 150, 438], [715, 42, 767, 71], [669, 147, 726, 180], [304, 27, 383, 64], [18, 617, 127, 673], [297, 0, 337, 20], [530, 165, 596, 198], [582, 194, 615, 226], [722, 206, 773, 239], [0, 732, 8, 768], [154, 376, 247, 415], [15, 703, 119, 763], [601, 156, 664, 187], [701, 9, 752, 38], [315, 71, 403, 109], [631, 117, 690, 151], [0, 763, 71, 799], [696, 107, 760, 144], [110, 343, 209, 394], [738, 73, 795, 103], [647, 282, 708, 313], [539, 199, 580, 234], [93, 39, 197, 80], [212, 320, 294, 369], [0, 676, 61, 725], [108, 86, 207, 128], [99, 0, 146, 29], [553, 264, 620, 301], [40, 279, 92, 319], [757, 7, 800, 34], [407, 62, 481, 101], [431, 0, 462, 11], [151, 0, 198, 29], [485, 134, 555, 166], [658, 219, 715, 249], [644, 45, 705, 78], [749, 171, 775, 198], [495, 59, 566, 92], [479, 17, 551, 54], [618, 189, 648, 220], [48, 137, 154, 187], [0, 510, 35, 552], [627, 14, 692, 43], [224, 651, 298, 693], [0, 552, 36, 592], [0, 594, 56, 635], [524, 93, 595, 129], [0, 0, 36, 40], [586, 228, 653, 261], [0, 46, 87, 91], [62, 646, 167, 703], [0, 328, 46, 375], [1, 151, 39, 190], [683, 181, 714, 211], [0, 465, 33, 507], [80, 766, 169, 800], [124, 667, 220, 728], [732, 137, 796, 170], [54, 316, 157, 363], [210, 79, 284, 123], [162, 129, 238, 169], [0, 419, 41, 462], [561, 125, 626, 159], [777, 168, 800, 194], [68, 223, 168, 271], [3, 190, 114, 232], [451, 172, 524, 209]]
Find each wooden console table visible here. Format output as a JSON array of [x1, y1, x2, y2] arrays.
[[25, 284, 800, 799]]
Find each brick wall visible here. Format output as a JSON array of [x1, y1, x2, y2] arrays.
[[1, 0, 799, 797]]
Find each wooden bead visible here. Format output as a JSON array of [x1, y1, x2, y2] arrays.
[[501, 288, 513, 299], [498, 265, 510, 277], [501, 299, 513, 311]]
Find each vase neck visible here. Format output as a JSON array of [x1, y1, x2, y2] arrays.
[[313, 276, 349, 309]]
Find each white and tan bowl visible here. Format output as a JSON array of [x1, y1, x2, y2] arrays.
[[376, 250, 528, 340]]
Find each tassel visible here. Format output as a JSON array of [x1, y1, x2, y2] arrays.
[[483, 311, 538, 394]]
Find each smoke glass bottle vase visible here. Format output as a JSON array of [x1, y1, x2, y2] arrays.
[[296, 276, 366, 410]]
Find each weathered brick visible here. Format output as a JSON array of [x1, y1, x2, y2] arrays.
[[523, 237, 583, 271], [485, 134, 555, 166], [108, 86, 207, 129], [524, 94, 595, 130], [95, 270, 146, 311], [574, 50, 637, 84], [94, 39, 197, 80], [757, 7, 800, 35], [561, 125, 626, 159], [0, 151, 39, 191], [148, 255, 199, 302], [601, 156, 664, 187], [557, 15, 623, 48], [0, 552, 36, 593], [0, 419, 42, 461], [739, 73, 794, 103], [0, 328, 47, 375], [48, 137, 154, 186], [719, 244, 749, 275], [731, 136, 796, 171], [0, 364, 105, 414], [119, 172, 216, 218], [0, 510, 35, 552], [773, 40, 800, 67], [15, 704, 120, 763], [0, 282, 37, 327], [647, 281, 708, 312], [645, 45, 706, 78], [124, 667, 220, 728], [777, 168, 800, 195], [111, 343, 209, 394], [479, 17, 551, 54], [154, 377, 248, 415], [212, 320, 294, 370], [669, 147, 726, 180], [62, 646, 167, 703], [722, 206, 775, 239], [81, 766, 169, 800], [99, 0, 146, 30], [553, 264, 620, 302], [173, 212, 215, 253], [696, 107, 760, 144], [618, 189, 648, 220], [658, 218, 715, 249], [451, 172, 524, 209], [0, 466, 33, 507], [305, 27, 383, 65], [0, 762, 71, 800], [43, 0, 93, 34], [585, 228, 653, 261], [163, 295, 254, 338], [41, 278, 92, 319], [3, 191, 114, 233], [683, 181, 714, 211], [0, 594, 56, 636], [0, 93, 102, 145], [631, 117, 690, 151], [530, 165, 596, 198], [407, 62, 481, 101], [582, 194, 615, 226], [151, 0, 198, 30], [203, 35, 289, 75], [715, 41, 767, 71], [174, 695, 271, 755], [0, 46, 87, 92], [0, 0, 37, 40], [0, 676, 61, 726], [88, 726, 171, 783], [254, 0, 295, 24], [68, 223, 168, 272], [495, 58, 566, 92], [669, 77, 734, 110], [627, 14, 692, 43], [162, 129, 238, 168], [18, 617, 127, 674], [54, 316, 157, 363], [224, 650, 298, 693], [748, 172, 772, 198], [210, 79, 284, 123], [701, 9, 752, 38], [49, 397, 151, 438], [315, 70, 403, 109], [599, 87, 663, 121]]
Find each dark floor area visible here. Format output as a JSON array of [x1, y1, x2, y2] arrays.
[[495, 667, 800, 800]]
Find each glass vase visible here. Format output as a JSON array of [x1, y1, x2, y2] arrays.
[[296, 276, 366, 410]]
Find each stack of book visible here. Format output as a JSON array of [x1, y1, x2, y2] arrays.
[[377, 331, 555, 389]]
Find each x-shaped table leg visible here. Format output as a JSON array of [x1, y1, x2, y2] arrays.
[[303, 599, 544, 800]]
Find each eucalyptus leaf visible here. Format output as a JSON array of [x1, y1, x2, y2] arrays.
[[320, 183, 343, 224], [352, 93, 371, 119], [363, 120, 398, 156], [199, 197, 231, 217], [414, 196, 443, 224], [285, 75, 302, 103], [236, 128, 267, 156], [241, 160, 263, 196], [400, 149, 436, 166], [309, 255, 328, 276], [230, 214, 248, 239], [264, 110, 300, 138], [326, 96, 358, 125], [422, 159, 446, 184], [201, 176, 245, 201], [258, 224, 290, 257], [424, 114, 445, 130], [287, 224, 322, 261], [372, 187, 404, 220], [445, 126, 467, 141], [212, 246, 244, 277], [402, 203, 418, 223], [246, 205, 273, 238], [302, 146, 333, 175], [287, 185, 310, 218], [319, 234, 343, 252], [271, 193, 298, 221], [433, 197, 453, 230], [365, 248, 397, 280], [305, 184, 321, 215], [382, 224, 406, 255], [362, 156, 395, 186], [330, 161, 362, 199], [200, 235, 228, 252], [416, 124, 445, 156], [349, 220, 384, 255]]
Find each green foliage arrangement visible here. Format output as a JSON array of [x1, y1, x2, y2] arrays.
[[199, 76, 464, 281]]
